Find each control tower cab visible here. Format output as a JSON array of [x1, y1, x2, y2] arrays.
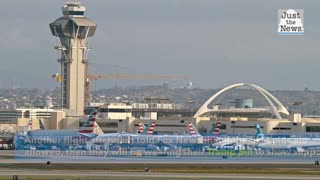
[[49, 2, 97, 116], [62, 2, 86, 16]]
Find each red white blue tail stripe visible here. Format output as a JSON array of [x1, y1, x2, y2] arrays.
[[188, 122, 200, 136], [27, 120, 32, 131], [212, 122, 221, 139], [138, 122, 145, 133], [188, 122, 196, 135], [147, 122, 156, 135], [78, 107, 100, 133]]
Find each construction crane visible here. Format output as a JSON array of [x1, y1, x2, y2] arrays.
[[85, 64, 189, 106], [53, 64, 189, 106], [52, 73, 62, 83]]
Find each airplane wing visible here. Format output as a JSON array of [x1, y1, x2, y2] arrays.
[[77, 132, 97, 138]]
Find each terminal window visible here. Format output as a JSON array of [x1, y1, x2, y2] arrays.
[[272, 127, 291, 130], [306, 126, 320, 132]]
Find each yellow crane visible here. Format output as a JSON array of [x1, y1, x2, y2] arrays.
[[52, 73, 62, 83], [52, 64, 189, 106]]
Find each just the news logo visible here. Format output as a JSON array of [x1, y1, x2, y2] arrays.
[[278, 9, 304, 35]]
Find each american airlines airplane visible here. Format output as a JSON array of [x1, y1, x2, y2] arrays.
[[203, 122, 222, 144], [136, 122, 203, 151], [130, 122, 203, 145], [16, 107, 100, 150], [89, 122, 204, 152], [86, 122, 157, 150]]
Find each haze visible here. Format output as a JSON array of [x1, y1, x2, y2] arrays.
[[0, 0, 319, 90]]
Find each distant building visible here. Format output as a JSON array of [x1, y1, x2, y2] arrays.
[[0, 108, 53, 124]]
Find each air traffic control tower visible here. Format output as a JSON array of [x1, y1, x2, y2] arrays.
[[50, 2, 97, 116]]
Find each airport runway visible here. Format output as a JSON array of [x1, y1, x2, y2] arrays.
[[1, 169, 320, 180], [2, 150, 320, 179], [3, 150, 320, 174], [2, 154, 320, 168], [0, 150, 14, 156], [10, 155, 320, 163], [0, 160, 319, 170]]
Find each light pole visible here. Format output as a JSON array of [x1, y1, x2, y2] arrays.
[[229, 101, 236, 135], [231, 121, 236, 135], [292, 102, 303, 114]]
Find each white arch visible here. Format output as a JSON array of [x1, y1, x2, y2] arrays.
[[193, 83, 289, 119]]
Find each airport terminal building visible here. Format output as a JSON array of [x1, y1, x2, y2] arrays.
[[1, 83, 320, 137]]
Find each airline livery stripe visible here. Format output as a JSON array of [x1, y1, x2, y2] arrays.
[[79, 107, 100, 133], [78, 130, 93, 133], [212, 122, 221, 137], [188, 123, 196, 135]]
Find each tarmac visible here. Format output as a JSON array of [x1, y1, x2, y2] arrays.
[[2, 150, 320, 179], [1, 169, 320, 180]]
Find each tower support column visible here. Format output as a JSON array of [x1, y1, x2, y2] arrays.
[[50, 2, 97, 116]]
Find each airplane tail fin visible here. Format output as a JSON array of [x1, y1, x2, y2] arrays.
[[141, 122, 156, 135], [138, 122, 146, 133], [27, 120, 32, 132], [93, 122, 104, 135], [78, 107, 100, 134], [255, 124, 264, 139], [188, 122, 201, 136], [23, 120, 32, 136], [208, 123, 216, 135], [212, 122, 221, 139], [39, 119, 45, 130]]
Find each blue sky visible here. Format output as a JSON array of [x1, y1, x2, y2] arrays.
[[0, 0, 319, 90]]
